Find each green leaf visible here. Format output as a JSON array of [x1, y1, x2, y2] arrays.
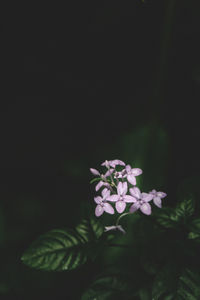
[[75, 216, 104, 241], [81, 276, 131, 300], [178, 269, 200, 299], [155, 198, 194, 229], [90, 177, 101, 184], [154, 207, 176, 228], [188, 218, 200, 240], [138, 287, 152, 300], [174, 198, 194, 220], [152, 265, 200, 299], [21, 217, 104, 272], [21, 228, 87, 271]]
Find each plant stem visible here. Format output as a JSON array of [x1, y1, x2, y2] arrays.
[[116, 212, 132, 226]]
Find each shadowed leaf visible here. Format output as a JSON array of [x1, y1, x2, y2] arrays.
[[81, 276, 131, 300], [21, 228, 87, 271], [75, 216, 104, 241], [152, 265, 200, 299]]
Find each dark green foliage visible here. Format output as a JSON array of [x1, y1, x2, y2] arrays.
[[81, 276, 132, 300], [174, 198, 194, 221], [20, 151, 200, 299], [188, 218, 200, 241], [75, 216, 104, 241], [21, 217, 104, 271], [154, 207, 176, 228], [21, 228, 88, 271], [152, 265, 200, 299], [155, 197, 195, 229]]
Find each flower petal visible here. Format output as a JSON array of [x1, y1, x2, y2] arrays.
[[125, 165, 132, 173], [117, 182, 123, 195], [104, 225, 126, 234], [141, 193, 153, 202], [127, 174, 136, 185], [104, 225, 117, 232], [101, 160, 109, 167], [122, 182, 128, 195], [153, 196, 162, 208], [116, 201, 126, 213], [140, 203, 151, 215], [95, 205, 104, 217], [124, 195, 137, 203], [103, 203, 115, 214], [114, 171, 124, 179], [117, 225, 126, 234], [102, 188, 110, 199], [111, 159, 125, 167], [157, 191, 167, 198], [129, 187, 141, 199], [131, 168, 143, 176], [95, 181, 104, 191], [129, 202, 140, 213], [107, 194, 119, 202], [90, 168, 100, 176], [151, 189, 156, 194], [104, 168, 114, 177], [94, 196, 102, 204]]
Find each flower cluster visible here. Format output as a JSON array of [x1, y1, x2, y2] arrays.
[[90, 159, 166, 217]]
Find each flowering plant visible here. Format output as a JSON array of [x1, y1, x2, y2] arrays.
[[90, 159, 166, 234], [21, 159, 200, 299]]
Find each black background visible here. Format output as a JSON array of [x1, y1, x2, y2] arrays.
[[1, 0, 200, 299]]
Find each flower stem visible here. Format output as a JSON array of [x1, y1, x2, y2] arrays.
[[116, 212, 132, 226]]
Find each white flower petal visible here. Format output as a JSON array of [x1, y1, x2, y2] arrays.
[[141, 193, 153, 202], [131, 168, 142, 176], [153, 196, 162, 208], [157, 192, 167, 198], [103, 203, 115, 214], [124, 195, 136, 203], [95, 205, 104, 217], [95, 181, 104, 191], [90, 168, 100, 176], [140, 203, 151, 215], [127, 174, 136, 185], [107, 195, 119, 202], [130, 202, 140, 213], [129, 187, 141, 199], [116, 201, 126, 213], [94, 196, 102, 204]]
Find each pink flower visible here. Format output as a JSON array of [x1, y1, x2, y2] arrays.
[[149, 189, 167, 208], [124, 165, 143, 185], [101, 159, 125, 168], [129, 187, 153, 215], [90, 168, 114, 191], [94, 188, 114, 217], [107, 182, 135, 213]]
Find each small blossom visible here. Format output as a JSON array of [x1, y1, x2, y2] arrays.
[[124, 165, 143, 185], [90, 168, 100, 176], [101, 159, 125, 168], [95, 181, 110, 192], [107, 182, 135, 213], [94, 188, 114, 217], [104, 225, 126, 234], [150, 189, 167, 208], [129, 187, 153, 215], [90, 167, 114, 191], [114, 169, 127, 179]]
